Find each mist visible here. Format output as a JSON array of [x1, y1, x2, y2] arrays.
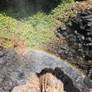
[[0, 0, 61, 18]]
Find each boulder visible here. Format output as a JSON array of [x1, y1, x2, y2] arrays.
[[12, 73, 64, 92], [89, 89, 92, 92]]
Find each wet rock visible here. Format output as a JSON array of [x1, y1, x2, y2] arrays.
[[88, 69, 92, 79], [0, 51, 5, 57], [86, 28, 92, 32], [0, 58, 6, 65], [0, 47, 90, 92], [0, 48, 6, 57], [87, 22, 92, 27], [82, 15, 92, 19]]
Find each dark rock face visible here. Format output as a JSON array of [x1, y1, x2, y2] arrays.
[[55, 13, 92, 79], [0, 47, 91, 92], [72, 14, 92, 51]]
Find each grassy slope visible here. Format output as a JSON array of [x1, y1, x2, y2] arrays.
[[0, 0, 74, 48]]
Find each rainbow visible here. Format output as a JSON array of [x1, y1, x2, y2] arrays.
[[19, 48, 92, 83], [30, 49, 87, 77]]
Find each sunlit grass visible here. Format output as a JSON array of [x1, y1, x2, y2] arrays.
[[0, 13, 54, 48], [0, 0, 74, 48]]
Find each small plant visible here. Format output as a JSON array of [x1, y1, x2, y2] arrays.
[[67, 21, 72, 26]]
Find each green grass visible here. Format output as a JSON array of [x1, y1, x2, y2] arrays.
[[0, 0, 74, 48]]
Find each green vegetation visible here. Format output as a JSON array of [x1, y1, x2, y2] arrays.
[[67, 21, 72, 26], [0, 0, 75, 48]]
